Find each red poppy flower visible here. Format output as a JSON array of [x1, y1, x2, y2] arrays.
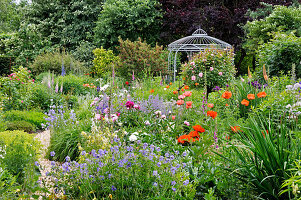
[[176, 100, 184, 105], [177, 135, 192, 144], [207, 111, 217, 119], [188, 131, 200, 138], [186, 101, 192, 109], [125, 81, 129, 85], [193, 125, 205, 133], [222, 91, 232, 99], [184, 85, 189, 90], [150, 89, 154, 93], [166, 85, 170, 89], [173, 90, 178, 94], [230, 126, 240, 133]]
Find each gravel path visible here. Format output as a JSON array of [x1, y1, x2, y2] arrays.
[[35, 130, 52, 181]]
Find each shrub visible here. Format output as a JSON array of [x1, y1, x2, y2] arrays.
[[5, 121, 36, 133], [0, 66, 35, 111], [71, 41, 96, 69], [182, 48, 235, 92], [55, 74, 97, 96], [257, 33, 301, 78], [94, 0, 162, 49], [30, 50, 87, 75], [92, 47, 120, 78], [27, 83, 62, 111], [0, 164, 18, 199], [49, 140, 196, 199], [0, 130, 40, 183], [116, 38, 169, 80], [3, 110, 47, 129]]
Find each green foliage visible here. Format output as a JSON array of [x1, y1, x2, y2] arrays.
[[219, 114, 301, 199], [24, 0, 103, 51], [243, 5, 301, 52], [0, 25, 53, 66], [92, 47, 120, 78], [0, 0, 24, 33], [182, 49, 236, 91], [0, 164, 18, 199], [71, 41, 96, 69], [94, 0, 163, 49], [0, 66, 35, 111], [56, 74, 97, 96], [27, 83, 62, 112], [0, 130, 40, 184], [3, 110, 46, 129], [30, 50, 87, 75], [116, 38, 169, 80], [257, 33, 301, 78], [281, 160, 301, 198], [5, 121, 36, 133]]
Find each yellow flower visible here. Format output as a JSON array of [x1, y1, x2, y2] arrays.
[[109, 194, 113, 199]]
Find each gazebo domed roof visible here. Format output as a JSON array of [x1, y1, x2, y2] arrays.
[[168, 29, 232, 52]]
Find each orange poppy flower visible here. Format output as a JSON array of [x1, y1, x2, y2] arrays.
[[188, 131, 200, 138], [183, 77, 186, 80], [207, 111, 217, 119], [225, 103, 229, 106], [173, 90, 178, 94], [193, 125, 205, 133], [184, 85, 189, 90], [166, 85, 170, 89], [181, 88, 184, 92], [150, 89, 154, 93], [257, 91, 267, 98], [230, 126, 240, 133], [241, 99, 249, 106], [247, 94, 255, 100], [169, 82, 172, 85], [186, 101, 193, 109], [207, 103, 214, 108], [176, 100, 184, 105], [195, 83, 199, 86], [222, 91, 232, 99]]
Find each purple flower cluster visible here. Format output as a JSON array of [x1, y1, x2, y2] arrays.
[[44, 105, 76, 129], [48, 140, 191, 196], [248, 81, 268, 90], [212, 86, 221, 92]]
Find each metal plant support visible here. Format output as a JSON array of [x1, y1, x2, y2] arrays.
[[168, 29, 232, 82]]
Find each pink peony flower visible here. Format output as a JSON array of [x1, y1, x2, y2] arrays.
[[218, 72, 223, 76], [210, 67, 214, 71], [191, 76, 196, 81]]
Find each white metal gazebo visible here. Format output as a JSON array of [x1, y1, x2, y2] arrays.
[[168, 28, 232, 81]]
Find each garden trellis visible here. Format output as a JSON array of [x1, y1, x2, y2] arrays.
[[168, 28, 232, 82]]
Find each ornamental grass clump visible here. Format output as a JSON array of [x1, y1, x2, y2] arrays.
[[48, 140, 196, 199], [219, 114, 301, 199]]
